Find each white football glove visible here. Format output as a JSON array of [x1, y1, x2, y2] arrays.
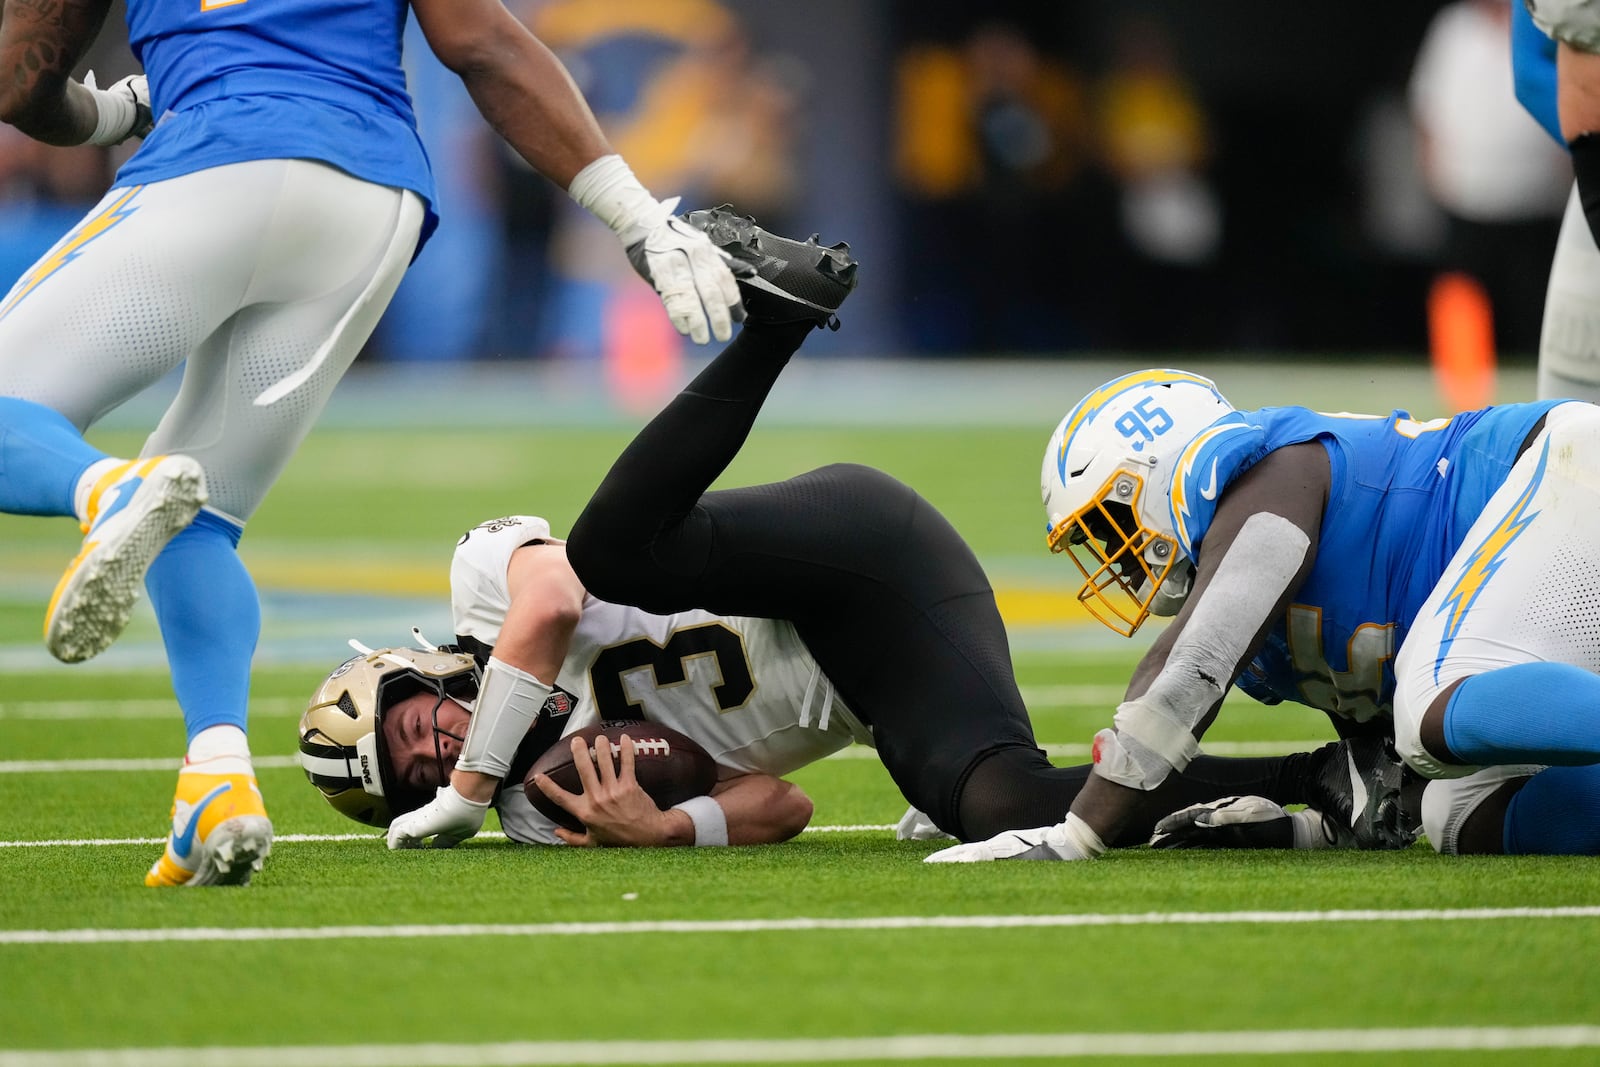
[[625, 207, 746, 346], [895, 805, 955, 842], [566, 155, 746, 345], [83, 71, 153, 147], [923, 813, 1107, 863], [1149, 795, 1346, 850], [386, 784, 491, 850]]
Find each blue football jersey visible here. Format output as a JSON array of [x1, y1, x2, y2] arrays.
[[1168, 401, 1562, 724], [117, 0, 437, 244]]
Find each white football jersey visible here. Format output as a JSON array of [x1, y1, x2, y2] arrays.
[[450, 516, 872, 844]]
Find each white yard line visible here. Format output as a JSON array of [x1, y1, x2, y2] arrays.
[[0, 824, 898, 848], [0, 686, 1128, 720], [4, 908, 1600, 946], [2, 1027, 1600, 1066], [0, 740, 1323, 775], [828, 740, 1326, 760], [0, 699, 305, 720], [0, 755, 303, 773]]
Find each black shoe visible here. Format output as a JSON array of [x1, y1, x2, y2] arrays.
[[1303, 737, 1419, 850], [683, 205, 857, 330]]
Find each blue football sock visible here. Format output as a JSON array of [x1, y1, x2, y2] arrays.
[[1503, 766, 1600, 855], [145, 511, 259, 742], [0, 397, 103, 516], [1444, 662, 1600, 766]]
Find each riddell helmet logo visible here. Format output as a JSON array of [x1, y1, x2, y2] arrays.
[[359, 753, 374, 784]]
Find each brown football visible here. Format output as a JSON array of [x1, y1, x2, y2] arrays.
[[523, 720, 718, 832]]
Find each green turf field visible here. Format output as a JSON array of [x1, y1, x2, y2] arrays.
[[2, 371, 1597, 1066]]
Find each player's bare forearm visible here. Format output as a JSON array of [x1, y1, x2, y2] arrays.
[[710, 773, 813, 845], [1067, 772, 1145, 843], [0, 0, 108, 144], [413, 0, 611, 188], [461, 36, 611, 189]]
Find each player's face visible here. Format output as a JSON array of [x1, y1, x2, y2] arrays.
[[382, 690, 470, 794]]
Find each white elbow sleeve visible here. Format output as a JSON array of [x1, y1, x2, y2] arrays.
[[456, 657, 552, 779]]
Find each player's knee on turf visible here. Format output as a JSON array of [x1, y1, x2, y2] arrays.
[[770, 779, 814, 843]]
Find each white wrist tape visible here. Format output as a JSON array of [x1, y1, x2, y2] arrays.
[[85, 80, 139, 147], [670, 795, 728, 846], [1114, 694, 1206, 777], [456, 657, 551, 778], [1091, 726, 1188, 791], [567, 154, 670, 247], [1058, 812, 1108, 860]]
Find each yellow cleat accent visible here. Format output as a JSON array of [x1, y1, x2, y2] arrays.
[[45, 454, 206, 663], [145, 766, 273, 888]]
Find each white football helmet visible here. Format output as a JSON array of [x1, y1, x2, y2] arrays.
[[297, 646, 479, 827], [1041, 369, 1235, 635]]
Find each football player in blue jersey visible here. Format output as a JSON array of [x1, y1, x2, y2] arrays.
[[0, 0, 745, 886], [930, 370, 1600, 862]]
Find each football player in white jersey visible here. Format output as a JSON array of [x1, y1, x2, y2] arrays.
[[304, 514, 859, 848], [0, 0, 744, 886], [303, 212, 1400, 851]]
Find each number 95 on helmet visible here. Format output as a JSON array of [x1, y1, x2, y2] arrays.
[[296, 646, 479, 827], [1041, 369, 1235, 636]]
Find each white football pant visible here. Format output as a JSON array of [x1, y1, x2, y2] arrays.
[[1393, 400, 1600, 778], [0, 158, 423, 522], [1539, 184, 1600, 404]]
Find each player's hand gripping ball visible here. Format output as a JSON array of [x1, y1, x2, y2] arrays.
[[524, 720, 717, 832]]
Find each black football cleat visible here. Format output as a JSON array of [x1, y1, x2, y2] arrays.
[[683, 205, 858, 330], [1303, 736, 1419, 850]]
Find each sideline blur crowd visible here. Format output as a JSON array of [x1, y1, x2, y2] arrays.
[[0, 0, 1562, 362]]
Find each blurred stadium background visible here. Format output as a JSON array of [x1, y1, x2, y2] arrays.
[[0, 0, 1559, 668], [1, 0, 1563, 390], [0, 0, 1567, 703]]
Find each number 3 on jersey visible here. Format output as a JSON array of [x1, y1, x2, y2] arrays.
[[589, 623, 755, 719]]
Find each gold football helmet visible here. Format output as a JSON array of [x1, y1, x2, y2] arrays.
[[297, 646, 479, 827]]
